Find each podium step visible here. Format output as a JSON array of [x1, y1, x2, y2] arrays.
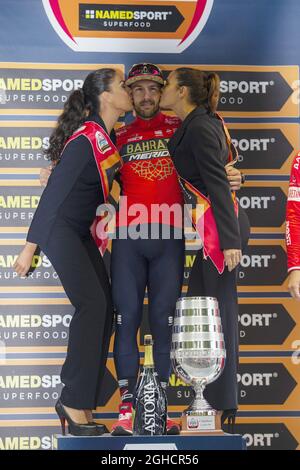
[[53, 433, 246, 450]]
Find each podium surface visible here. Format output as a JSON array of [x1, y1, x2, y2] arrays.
[[53, 433, 246, 450]]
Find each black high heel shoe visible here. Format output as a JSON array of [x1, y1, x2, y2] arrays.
[[85, 410, 108, 434], [89, 421, 108, 434], [55, 399, 104, 436]]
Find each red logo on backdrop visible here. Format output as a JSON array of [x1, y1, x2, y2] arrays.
[[42, 0, 214, 53]]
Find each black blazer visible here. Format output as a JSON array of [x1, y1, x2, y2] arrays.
[[27, 115, 108, 248], [168, 106, 241, 250]]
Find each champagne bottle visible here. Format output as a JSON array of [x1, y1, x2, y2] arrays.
[[133, 335, 167, 435]]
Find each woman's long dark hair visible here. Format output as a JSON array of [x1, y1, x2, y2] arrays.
[[46, 68, 116, 163], [175, 68, 220, 113]]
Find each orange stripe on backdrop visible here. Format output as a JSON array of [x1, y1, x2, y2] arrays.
[[0, 181, 41, 186], [0, 420, 60, 427], [0, 62, 122, 70], [0, 287, 65, 293], [0, 121, 56, 127], [0, 299, 70, 305]]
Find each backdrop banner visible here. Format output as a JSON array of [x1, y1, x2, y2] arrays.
[[0, 0, 300, 450]]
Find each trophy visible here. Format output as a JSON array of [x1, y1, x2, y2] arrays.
[[171, 296, 226, 434]]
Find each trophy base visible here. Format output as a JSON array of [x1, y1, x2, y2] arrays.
[[181, 410, 223, 435]]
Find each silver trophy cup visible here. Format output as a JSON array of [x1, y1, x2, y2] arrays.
[[171, 296, 226, 433]]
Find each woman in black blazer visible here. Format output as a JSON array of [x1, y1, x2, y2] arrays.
[[13, 68, 132, 436], [160, 68, 250, 429]]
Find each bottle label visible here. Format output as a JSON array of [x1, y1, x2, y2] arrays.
[[133, 371, 167, 435], [143, 380, 156, 434]]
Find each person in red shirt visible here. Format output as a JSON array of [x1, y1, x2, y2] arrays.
[[40, 64, 244, 436], [286, 151, 300, 300], [110, 64, 185, 436]]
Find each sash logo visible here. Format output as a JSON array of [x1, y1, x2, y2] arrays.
[[96, 132, 111, 153]]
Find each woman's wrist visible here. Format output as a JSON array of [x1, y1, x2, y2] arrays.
[[25, 241, 38, 254]]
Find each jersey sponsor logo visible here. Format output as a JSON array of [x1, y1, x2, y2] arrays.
[[121, 138, 171, 164], [293, 156, 300, 170], [131, 158, 174, 181], [286, 220, 291, 246], [126, 138, 169, 154], [126, 134, 143, 143], [288, 186, 300, 201], [127, 150, 170, 162]]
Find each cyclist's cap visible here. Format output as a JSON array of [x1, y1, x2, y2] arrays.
[[125, 63, 164, 87]]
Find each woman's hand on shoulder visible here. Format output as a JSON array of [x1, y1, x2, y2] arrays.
[[40, 164, 54, 187], [225, 162, 242, 191]]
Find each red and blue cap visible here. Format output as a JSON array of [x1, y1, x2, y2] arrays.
[[125, 63, 164, 87]]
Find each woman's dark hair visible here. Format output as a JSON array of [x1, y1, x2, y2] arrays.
[[175, 68, 220, 113], [46, 68, 116, 162]]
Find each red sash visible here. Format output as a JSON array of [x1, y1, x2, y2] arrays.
[[66, 120, 122, 200], [66, 121, 122, 254]]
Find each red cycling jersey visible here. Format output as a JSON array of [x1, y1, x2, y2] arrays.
[[286, 151, 300, 272], [115, 112, 183, 227]]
